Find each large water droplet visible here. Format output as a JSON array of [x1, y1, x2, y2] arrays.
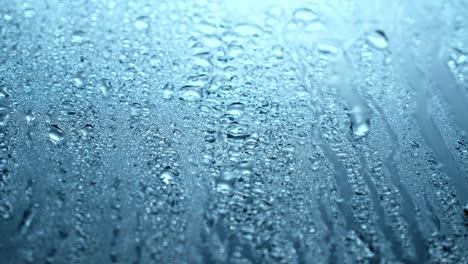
[[25, 110, 35, 124], [23, 8, 36, 18], [234, 23, 263, 36], [216, 169, 238, 193], [160, 167, 178, 185], [226, 102, 245, 117], [186, 74, 209, 87], [293, 8, 318, 22], [0, 112, 9, 127], [365, 30, 388, 50], [73, 72, 85, 88], [134, 16, 149, 30], [228, 43, 244, 58], [162, 83, 175, 99], [197, 21, 217, 34], [80, 124, 94, 137], [71, 30, 86, 43], [201, 35, 223, 49], [226, 122, 250, 139], [0, 86, 11, 98], [178, 86, 203, 101], [348, 106, 371, 138], [48, 125, 65, 143], [98, 79, 112, 96]]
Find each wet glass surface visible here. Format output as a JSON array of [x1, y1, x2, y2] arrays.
[[0, 0, 468, 263]]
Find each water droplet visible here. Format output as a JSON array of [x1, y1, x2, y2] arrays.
[[4, 14, 13, 21], [134, 16, 149, 30], [226, 122, 250, 139], [172, 128, 183, 139], [228, 43, 244, 58], [216, 169, 238, 193], [348, 106, 371, 138], [234, 23, 263, 36], [0, 86, 11, 98], [162, 83, 175, 99], [25, 110, 35, 124], [226, 102, 245, 117], [204, 134, 216, 143], [160, 167, 178, 185], [186, 74, 209, 87], [193, 52, 212, 67], [271, 45, 284, 59], [80, 124, 94, 137], [178, 86, 203, 101], [0, 112, 10, 126], [48, 125, 65, 143], [18, 207, 36, 235], [130, 103, 142, 116], [73, 72, 85, 88], [99, 79, 112, 96], [71, 30, 86, 43], [0, 201, 12, 219], [410, 141, 420, 157], [365, 30, 388, 50], [449, 48, 466, 67], [305, 20, 325, 32], [24, 8, 36, 18], [293, 8, 318, 22], [150, 55, 162, 68], [197, 21, 217, 34], [201, 35, 223, 49]]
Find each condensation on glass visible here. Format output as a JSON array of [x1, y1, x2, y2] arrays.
[[0, 0, 467, 263]]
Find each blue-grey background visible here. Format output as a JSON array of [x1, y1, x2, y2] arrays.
[[0, 0, 467, 263]]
